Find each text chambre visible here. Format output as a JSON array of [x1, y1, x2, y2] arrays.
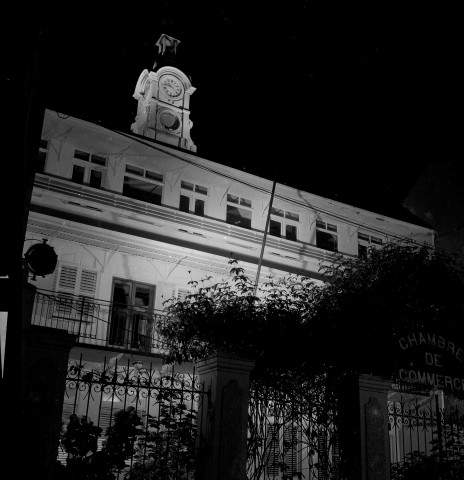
[[398, 332, 463, 363]]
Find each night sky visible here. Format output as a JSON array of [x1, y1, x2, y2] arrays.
[[18, 3, 461, 222]]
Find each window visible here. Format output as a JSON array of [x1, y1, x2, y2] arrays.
[[109, 279, 155, 351], [358, 232, 384, 258], [123, 164, 164, 205], [89, 170, 102, 188], [269, 207, 300, 241], [226, 194, 252, 229], [74, 149, 107, 166], [37, 139, 48, 173], [71, 149, 107, 189], [72, 165, 85, 184], [179, 181, 207, 216], [316, 220, 338, 252]]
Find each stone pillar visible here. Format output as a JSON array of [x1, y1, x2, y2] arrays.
[[196, 354, 255, 480], [23, 326, 77, 480], [358, 374, 391, 480]]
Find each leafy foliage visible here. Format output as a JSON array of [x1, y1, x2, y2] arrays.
[[56, 413, 121, 480], [105, 407, 143, 471], [315, 241, 464, 377], [160, 245, 464, 381], [159, 260, 322, 383], [391, 428, 464, 480], [127, 373, 198, 480]]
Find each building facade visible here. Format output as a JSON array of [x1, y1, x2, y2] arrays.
[[25, 35, 435, 478]]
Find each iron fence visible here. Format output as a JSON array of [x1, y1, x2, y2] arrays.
[[31, 289, 169, 355], [57, 355, 209, 479], [388, 391, 464, 479], [247, 384, 340, 480]]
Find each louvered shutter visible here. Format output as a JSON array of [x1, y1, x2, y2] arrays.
[[266, 424, 280, 477], [56, 265, 98, 296], [58, 390, 79, 465], [317, 426, 329, 480], [283, 424, 300, 477], [55, 265, 98, 322], [79, 270, 97, 296], [77, 270, 98, 321], [59, 265, 79, 291], [55, 265, 78, 318]]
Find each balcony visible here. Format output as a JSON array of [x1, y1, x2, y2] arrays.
[[31, 289, 170, 356]]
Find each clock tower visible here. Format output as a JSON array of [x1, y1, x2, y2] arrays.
[[131, 34, 197, 152]]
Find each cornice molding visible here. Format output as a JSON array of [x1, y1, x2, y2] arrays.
[[27, 215, 236, 277]]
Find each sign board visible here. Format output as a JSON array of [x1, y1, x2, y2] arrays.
[[395, 331, 464, 396]]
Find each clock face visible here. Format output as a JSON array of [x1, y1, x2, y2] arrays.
[[160, 75, 183, 98]]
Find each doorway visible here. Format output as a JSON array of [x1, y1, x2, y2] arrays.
[[107, 279, 156, 352]]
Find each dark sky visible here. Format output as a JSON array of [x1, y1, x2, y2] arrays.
[[20, 3, 461, 222]]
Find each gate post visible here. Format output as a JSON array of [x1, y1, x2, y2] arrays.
[[196, 354, 255, 480], [24, 326, 77, 479], [337, 373, 391, 480], [358, 374, 391, 480]]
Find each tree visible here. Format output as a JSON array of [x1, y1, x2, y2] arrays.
[[161, 244, 464, 382], [314, 241, 464, 378], [158, 259, 341, 479], [157, 244, 464, 478]]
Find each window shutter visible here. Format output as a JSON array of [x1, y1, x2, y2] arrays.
[[58, 390, 79, 465], [79, 270, 97, 296], [58, 265, 78, 291], [57, 265, 98, 296], [266, 424, 280, 476], [283, 424, 299, 476], [55, 266, 98, 322], [77, 270, 98, 322], [317, 426, 329, 480]]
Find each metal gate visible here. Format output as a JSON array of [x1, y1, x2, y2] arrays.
[[57, 355, 210, 479], [388, 388, 464, 479], [247, 384, 340, 480]]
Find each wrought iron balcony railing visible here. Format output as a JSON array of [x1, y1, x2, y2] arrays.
[[31, 289, 170, 356]]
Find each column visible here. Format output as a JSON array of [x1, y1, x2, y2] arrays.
[[23, 326, 77, 480], [358, 374, 391, 480], [196, 354, 255, 480]]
